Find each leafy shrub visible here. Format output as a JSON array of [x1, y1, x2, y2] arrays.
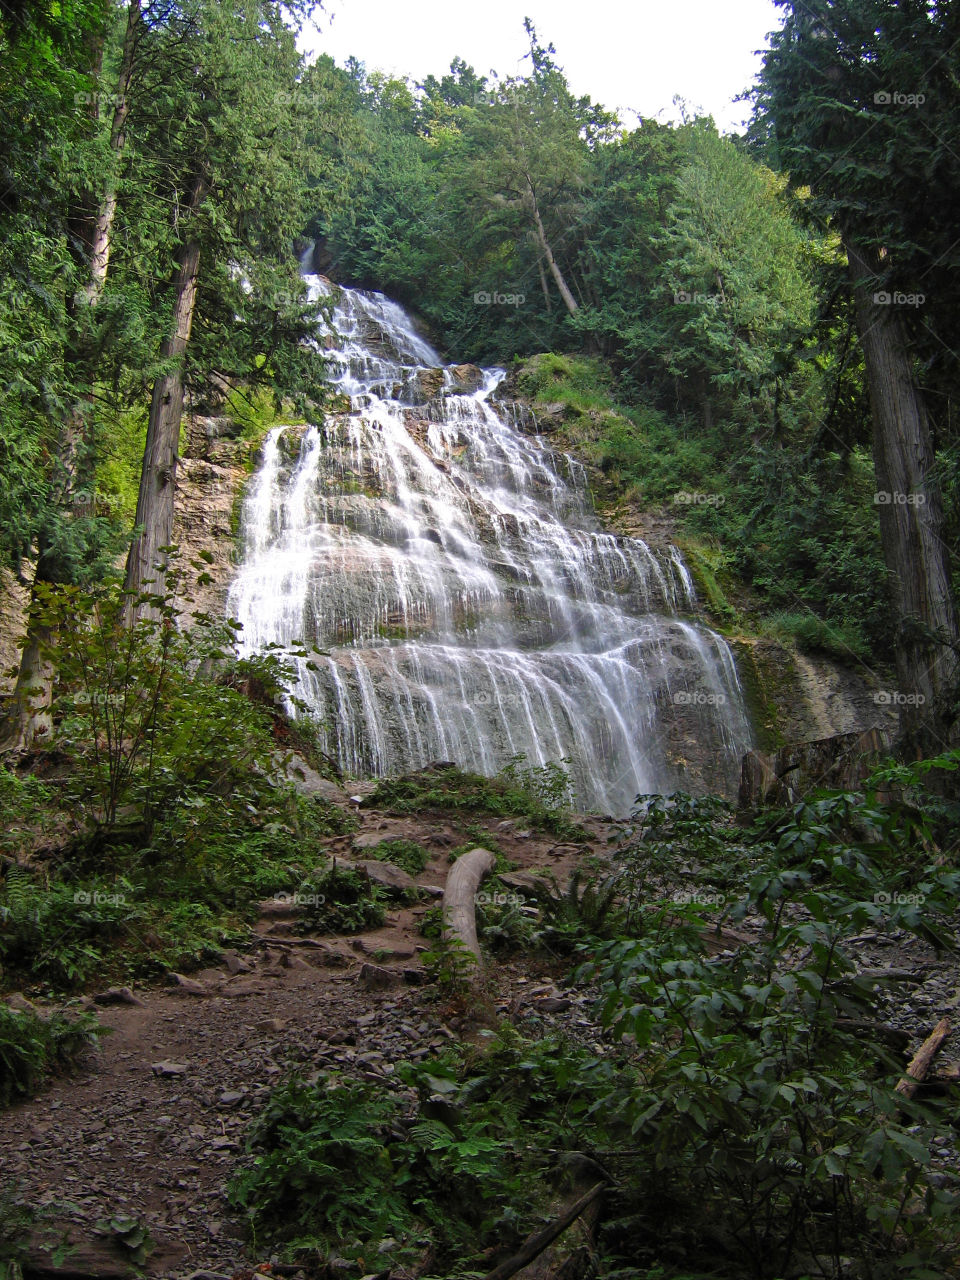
[[296, 862, 386, 934], [366, 758, 584, 838], [421, 933, 479, 994], [0, 770, 55, 857], [0, 1005, 105, 1106], [577, 758, 960, 1279], [230, 1029, 616, 1269], [364, 837, 430, 876], [0, 867, 145, 988], [764, 609, 870, 661]]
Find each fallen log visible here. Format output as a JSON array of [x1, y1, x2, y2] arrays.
[[481, 1183, 605, 1280], [895, 1017, 952, 1100], [443, 846, 496, 963], [835, 1018, 912, 1052]]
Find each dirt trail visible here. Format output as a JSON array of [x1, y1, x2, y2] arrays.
[[0, 806, 613, 1278]]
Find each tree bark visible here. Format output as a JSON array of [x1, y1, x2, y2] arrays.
[[443, 846, 495, 963], [895, 1017, 951, 1100], [81, 0, 141, 306], [846, 237, 959, 755], [123, 176, 208, 618], [526, 178, 579, 317], [4, 2, 140, 752], [538, 255, 553, 313]]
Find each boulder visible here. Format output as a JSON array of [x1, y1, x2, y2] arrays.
[[285, 752, 347, 803], [352, 859, 419, 897], [739, 727, 892, 808]]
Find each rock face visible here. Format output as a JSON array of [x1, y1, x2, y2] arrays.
[[225, 280, 758, 813], [739, 727, 892, 808], [733, 636, 898, 751], [174, 418, 256, 623]]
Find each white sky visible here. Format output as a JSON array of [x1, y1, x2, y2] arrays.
[[301, 0, 784, 133]]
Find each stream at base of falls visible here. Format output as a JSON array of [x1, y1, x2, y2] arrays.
[[226, 277, 753, 814]]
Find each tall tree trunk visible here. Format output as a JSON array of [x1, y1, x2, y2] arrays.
[[525, 180, 579, 317], [537, 255, 552, 314], [4, 2, 139, 753], [123, 194, 205, 618], [846, 237, 959, 754], [81, 0, 141, 306], [1, 621, 54, 751]]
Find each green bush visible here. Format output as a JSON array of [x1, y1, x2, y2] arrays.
[[577, 756, 960, 1278], [296, 862, 386, 934], [0, 1005, 105, 1106], [365, 757, 584, 839], [363, 837, 430, 876], [230, 1028, 616, 1270], [0, 573, 357, 989], [764, 609, 870, 661]]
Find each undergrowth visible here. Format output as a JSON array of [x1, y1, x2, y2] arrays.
[[0, 1005, 105, 1106], [364, 756, 585, 840], [234, 751, 960, 1280]]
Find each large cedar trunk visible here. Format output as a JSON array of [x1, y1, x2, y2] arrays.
[[4, 3, 140, 753], [1, 621, 54, 751], [81, 0, 141, 305], [846, 237, 959, 754], [123, 228, 204, 618]]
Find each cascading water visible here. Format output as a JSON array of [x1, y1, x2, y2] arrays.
[[227, 276, 753, 814]]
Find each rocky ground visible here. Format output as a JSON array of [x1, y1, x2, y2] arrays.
[[1, 787, 957, 1279], [0, 796, 616, 1278]]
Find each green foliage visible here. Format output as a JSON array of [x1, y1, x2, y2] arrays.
[[92, 1216, 152, 1268], [575, 758, 960, 1278], [230, 1080, 413, 1257], [1, 575, 356, 989], [763, 609, 870, 661], [230, 1027, 617, 1270], [0, 868, 145, 989], [36, 573, 292, 839], [421, 933, 479, 995], [365, 757, 583, 839], [296, 862, 386, 935], [0, 771, 54, 857], [511, 345, 890, 653], [0, 1005, 105, 1107], [532, 868, 624, 954], [363, 837, 430, 876]]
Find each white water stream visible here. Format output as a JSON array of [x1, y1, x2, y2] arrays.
[[227, 279, 752, 813]]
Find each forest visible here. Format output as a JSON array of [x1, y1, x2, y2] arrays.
[[1, 1, 959, 1278]]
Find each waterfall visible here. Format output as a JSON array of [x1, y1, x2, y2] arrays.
[[226, 277, 753, 814]]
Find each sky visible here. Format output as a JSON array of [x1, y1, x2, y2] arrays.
[[301, 0, 784, 133]]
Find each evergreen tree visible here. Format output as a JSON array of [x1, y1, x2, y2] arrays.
[[753, 0, 960, 755]]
